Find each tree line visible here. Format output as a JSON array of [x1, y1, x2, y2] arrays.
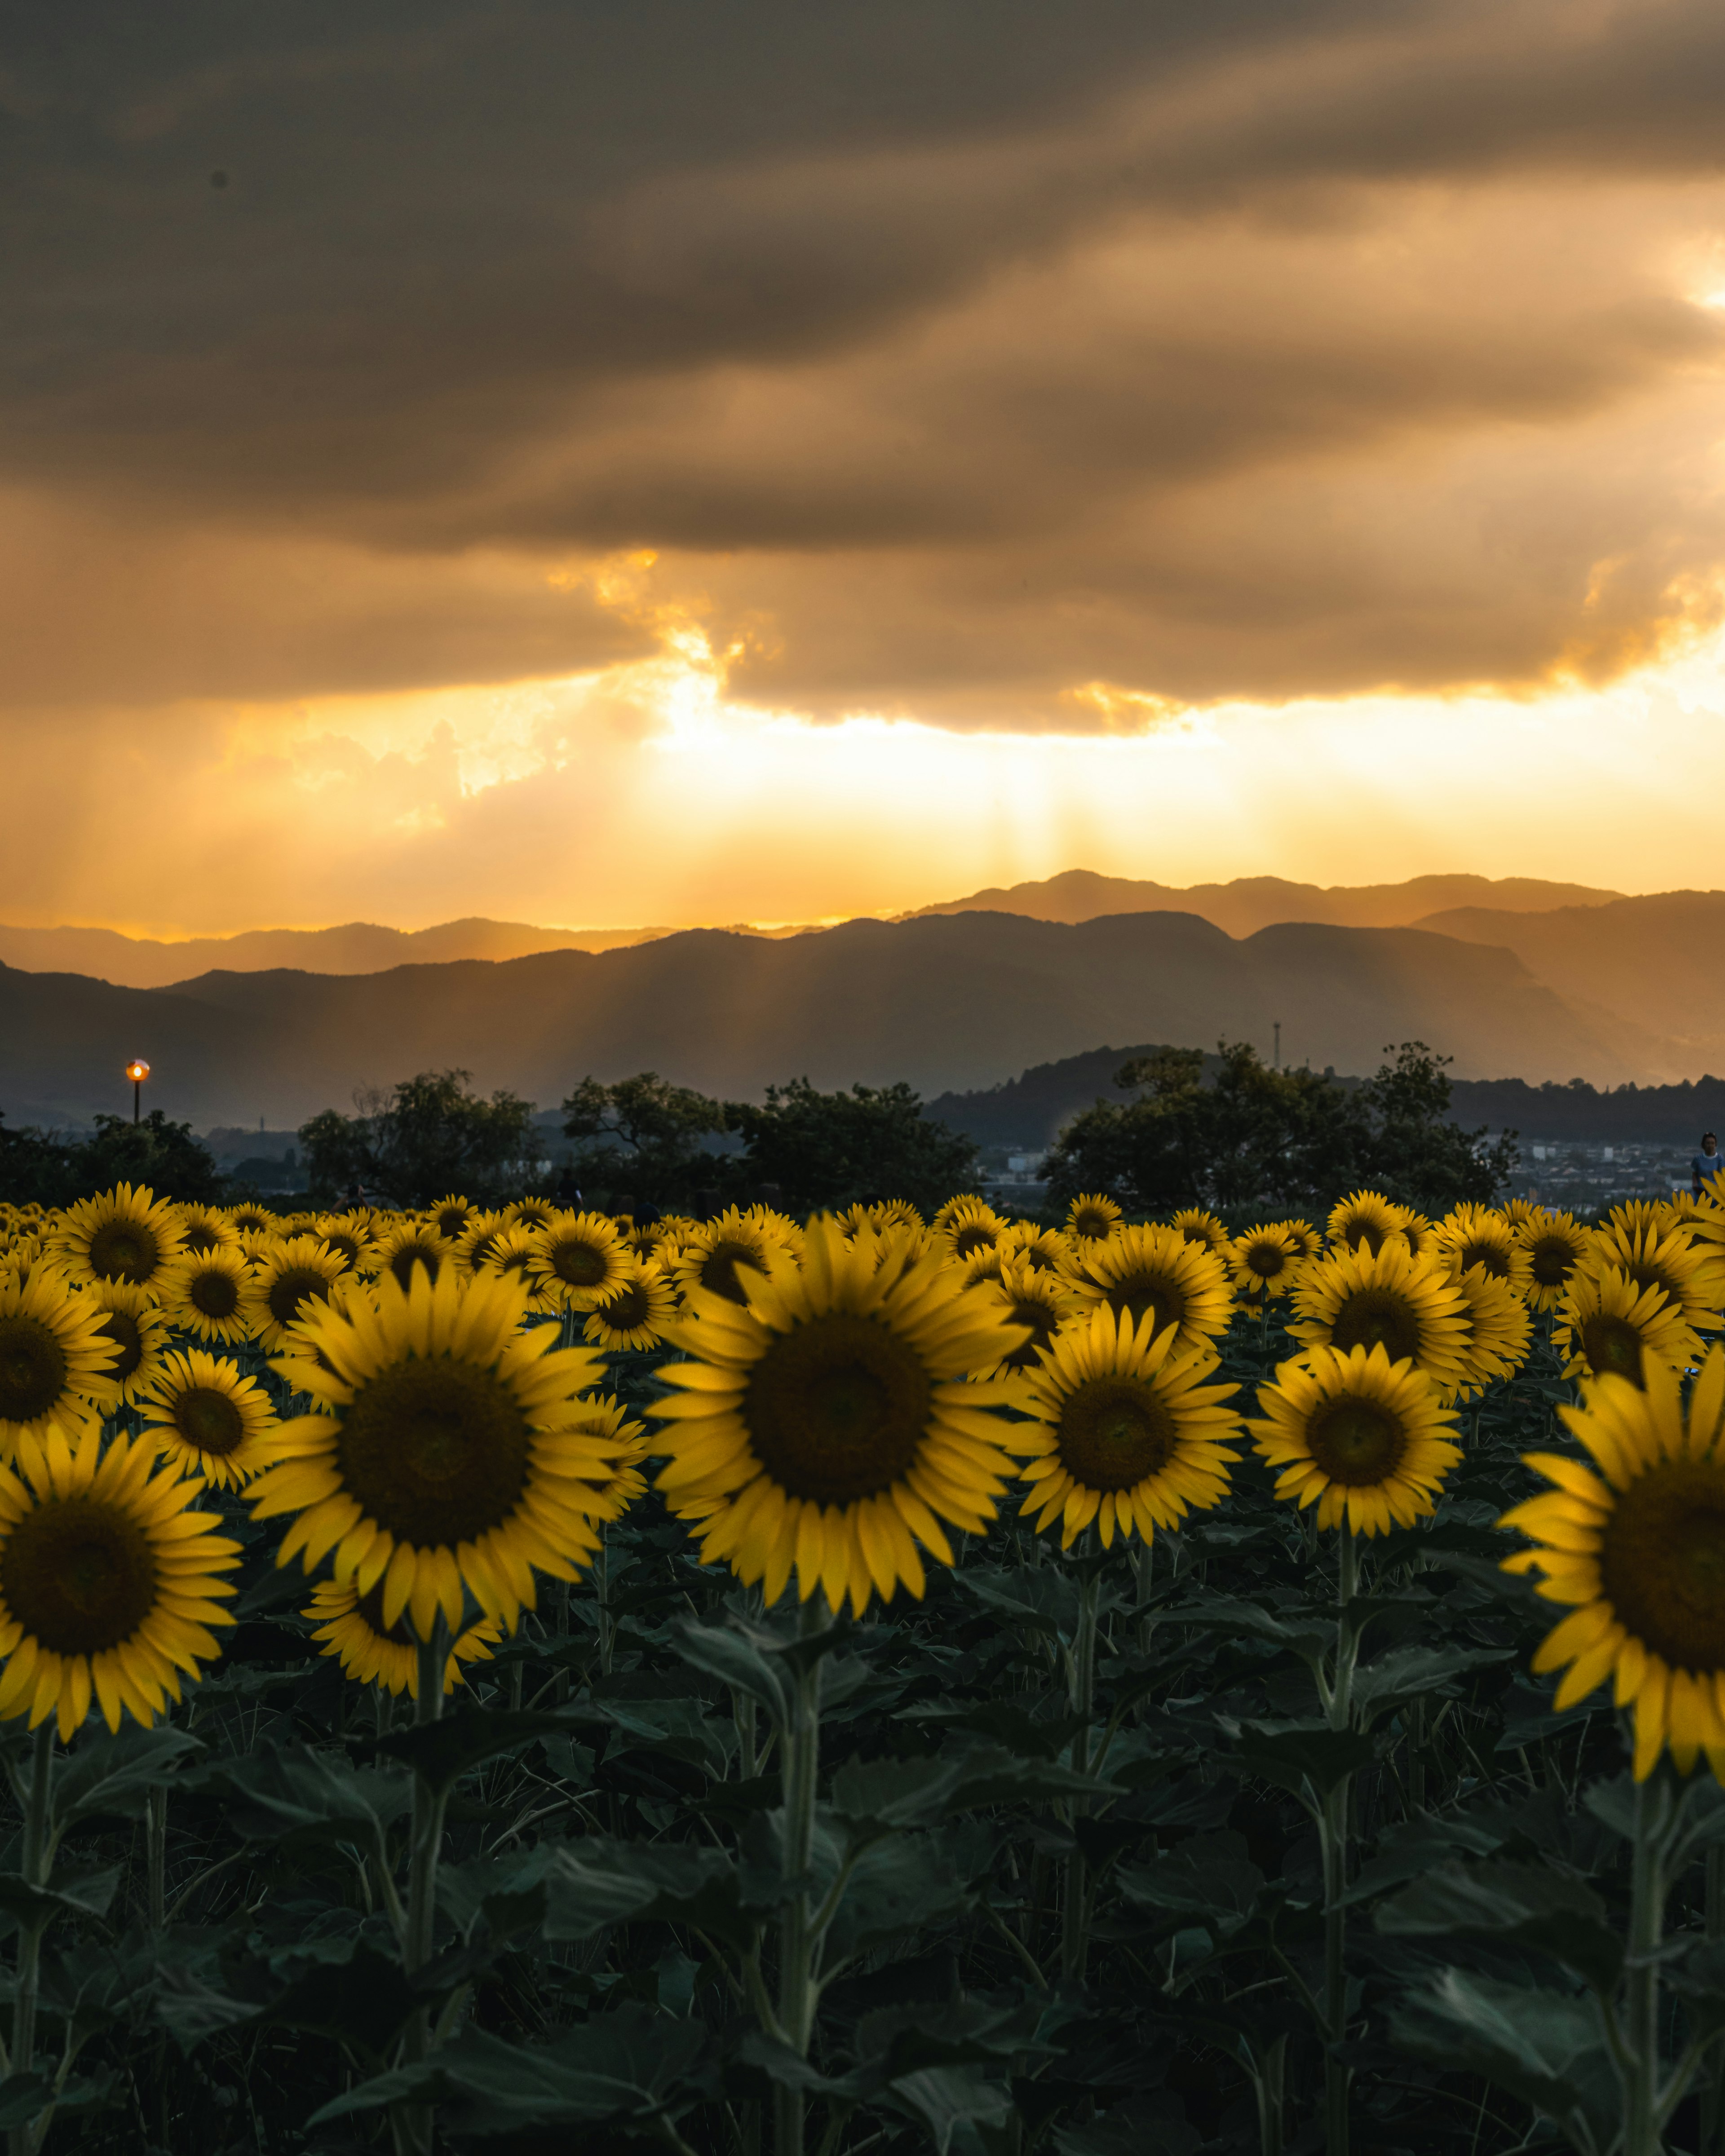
[[0, 1041, 1516, 1219]]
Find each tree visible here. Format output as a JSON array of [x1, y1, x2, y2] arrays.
[[299, 1069, 542, 1207], [559, 1073, 729, 1209], [1043, 1039, 1516, 1222], [724, 1078, 978, 1218], [0, 1110, 224, 1208]]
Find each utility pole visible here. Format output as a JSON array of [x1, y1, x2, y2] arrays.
[[1273, 1021, 1281, 1071]]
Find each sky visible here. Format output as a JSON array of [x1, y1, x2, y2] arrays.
[[10, 0, 1725, 936]]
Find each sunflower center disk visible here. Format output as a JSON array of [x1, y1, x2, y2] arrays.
[[1461, 1241, 1508, 1278], [701, 1242, 766, 1305], [1530, 1238, 1575, 1287], [746, 1314, 930, 1504], [1004, 1300, 1058, 1369], [1307, 1398, 1407, 1485], [1329, 1289, 1421, 1365], [1058, 1379, 1175, 1492], [1106, 1270, 1188, 1335], [268, 1270, 329, 1327], [87, 1221, 158, 1284], [551, 1239, 607, 1286], [0, 1497, 158, 1654], [953, 1227, 995, 1259], [357, 1579, 415, 1646], [389, 1245, 441, 1290], [96, 1310, 144, 1383], [1602, 1462, 1725, 1671], [1247, 1247, 1283, 1279], [599, 1285, 650, 1331], [191, 1270, 240, 1319], [339, 1356, 531, 1547], [1581, 1314, 1645, 1386], [177, 1388, 246, 1456], [0, 1317, 70, 1423]]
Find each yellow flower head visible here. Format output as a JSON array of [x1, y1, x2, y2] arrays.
[[1249, 1344, 1462, 1537], [157, 1246, 266, 1348], [0, 1271, 124, 1454], [0, 1420, 239, 1738], [1013, 1302, 1239, 1550], [653, 1216, 1026, 1615], [1065, 1193, 1123, 1245], [1326, 1190, 1407, 1259], [54, 1184, 187, 1293], [1554, 1266, 1696, 1391], [1433, 1205, 1532, 1299], [1514, 1209, 1592, 1314], [141, 1348, 279, 1488], [582, 1255, 679, 1352], [1289, 1239, 1471, 1401], [1501, 1348, 1725, 1780], [526, 1211, 630, 1313], [305, 1577, 499, 1698], [1065, 1222, 1235, 1357]]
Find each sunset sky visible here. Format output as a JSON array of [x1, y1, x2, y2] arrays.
[[12, 0, 1725, 937]]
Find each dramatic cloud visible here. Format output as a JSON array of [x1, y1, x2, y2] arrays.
[[9, 0, 1725, 933]]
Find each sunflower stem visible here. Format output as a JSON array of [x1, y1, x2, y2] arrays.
[[1061, 1566, 1100, 1983], [396, 1614, 452, 2156], [595, 1523, 614, 1679], [1320, 1528, 1359, 2156], [775, 1595, 826, 2156], [1623, 1770, 1673, 2156], [1703, 1844, 1725, 2152], [8, 1721, 53, 2156], [146, 1783, 168, 1931]]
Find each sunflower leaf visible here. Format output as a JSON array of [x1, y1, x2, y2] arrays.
[[1116, 1832, 1266, 1941], [53, 1723, 203, 1827], [1213, 1718, 1379, 1808], [1349, 1644, 1516, 1728], [377, 1706, 585, 1792], [1388, 1969, 1617, 2150], [0, 1865, 122, 1934], [539, 1836, 761, 1951], [828, 1743, 1119, 1839], [1376, 1860, 1622, 1992]]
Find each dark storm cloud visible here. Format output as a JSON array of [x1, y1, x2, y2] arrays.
[[8, 0, 1725, 716]]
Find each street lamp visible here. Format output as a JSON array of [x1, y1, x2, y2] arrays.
[[124, 1059, 150, 1124]]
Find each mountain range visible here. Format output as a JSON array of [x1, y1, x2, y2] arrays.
[[0, 907, 1654, 1131], [3, 871, 1721, 1133]]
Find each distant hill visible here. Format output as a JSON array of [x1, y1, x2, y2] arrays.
[[0, 917, 669, 990], [0, 911, 1649, 1129], [906, 869, 1623, 937]]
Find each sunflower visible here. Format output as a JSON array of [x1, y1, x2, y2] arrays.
[[841, 1200, 924, 1237], [565, 1394, 651, 1518], [141, 1349, 279, 1488], [249, 1266, 625, 1639], [1170, 1208, 1230, 1255], [1500, 1349, 1725, 1778], [430, 1195, 476, 1242], [317, 1212, 380, 1276], [226, 1203, 277, 1236], [77, 1279, 173, 1407], [1064, 1223, 1234, 1357], [583, 1255, 678, 1352], [671, 1208, 792, 1309], [250, 1235, 349, 1351], [155, 1247, 265, 1348], [960, 1243, 1009, 1293], [974, 1259, 1083, 1377], [1451, 1263, 1534, 1400], [372, 1222, 454, 1293], [1513, 1210, 1593, 1314], [0, 1272, 124, 1454], [1280, 1219, 1322, 1264], [528, 1211, 630, 1313], [1066, 1193, 1123, 1245], [1395, 1209, 1438, 1261], [1553, 1267, 1696, 1390], [1013, 1303, 1239, 1549], [474, 1224, 546, 1301], [1433, 1205, 1532, 1298], [999, 1222, 1068, 1275], [305, 1577, 500, 1698], [1289, 1241, 1471, 1401], [1249, 1344, 1461, 1537], [938, 1197, 1006, 1263], [1586, 1219, 1725, 1339], [1229, 1224, 1305, 1305], [653, 1215, 1025, 1613], [0, 1420, 239, 1737], [503, 1197, 557, 1234], [54, 1184, 186, 1293], [176, 1204, 240, 1257], [1327, 1190, 1407, 1259]]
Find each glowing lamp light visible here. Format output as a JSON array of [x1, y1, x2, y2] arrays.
[[124, 1058, 150, 1123]]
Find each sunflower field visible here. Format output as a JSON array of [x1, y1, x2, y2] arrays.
[[1, 1178, 1724, 2156]]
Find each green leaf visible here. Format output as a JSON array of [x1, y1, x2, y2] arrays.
[[824, 1833, 975, 1967], [540, 1836, 761, 1952], [1215, 1718, 1378, 1808], [0, 1866, 121, 1935], [1389, 1968, 1617, 2151], [53, 1724, 203, 1826], [1166, 1595, 1335, 1662], [379, 1706, 582, 1792], [310, 2001, 716, 2134], [260, 1938, 422, 2052], [669, 1619, 793, 1723], [884, 2065, 1014, 2155], [1117, 1831, 1265, 1942], [960, 1566, 1084, 1641], [0, 2077, 52, 2130], [194, 1743, 409, 1856], [1376, 1862, 1622, 1993], [828, 1742, 1119, 1839], [1350, 1645, 1515, 1728], [1053, 2095, 1201, 2156]]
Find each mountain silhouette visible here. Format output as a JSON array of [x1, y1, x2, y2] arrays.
[[0, 910, 1646, 1130]]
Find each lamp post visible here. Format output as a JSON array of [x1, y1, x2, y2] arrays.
[[124, 1059, 150, 1125]]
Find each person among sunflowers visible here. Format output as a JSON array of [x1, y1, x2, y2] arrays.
[[1693, 1132, 1725, 1201]]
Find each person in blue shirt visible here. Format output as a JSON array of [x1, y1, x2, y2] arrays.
[[1694, 1133, 1725, 1197]]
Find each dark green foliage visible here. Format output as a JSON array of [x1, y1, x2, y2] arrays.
[[560, 1070, 730, 1209], [723, 1077, 978, 1217], [298, 1067, 541, 1205], [0, 1109, 223, 1207], [1044, 1039, 1517, 1219]]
